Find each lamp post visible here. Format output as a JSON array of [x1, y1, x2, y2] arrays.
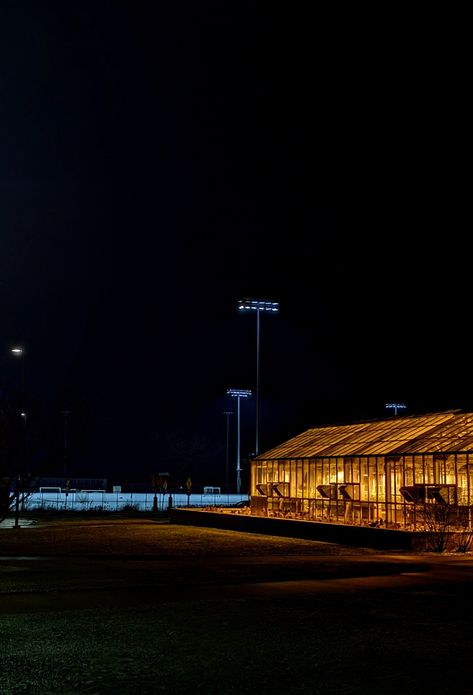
[[238, 299, 279, 455], [10, 346, 26, 529], [227, 389, 252, 494], [223, 411, 233, 491], [10, 346, 25, 397], [385, 402, 406, 416]]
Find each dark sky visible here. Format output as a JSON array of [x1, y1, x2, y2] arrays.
[[0, 3, 470, 485]]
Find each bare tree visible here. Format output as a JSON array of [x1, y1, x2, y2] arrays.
[[419, 503, 452, 552]]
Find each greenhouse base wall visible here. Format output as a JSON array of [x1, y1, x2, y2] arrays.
[[169, 508, 437, 551]]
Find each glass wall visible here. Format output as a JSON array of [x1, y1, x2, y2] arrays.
[[250, 452, 473, 530]]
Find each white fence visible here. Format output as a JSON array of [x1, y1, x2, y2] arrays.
[[20, 490, 248, 512]]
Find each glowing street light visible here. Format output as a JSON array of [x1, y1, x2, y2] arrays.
[[386, 402, 406, 416], [227, 389, 252, 494], [9, 345, 27, 529], [238, 298, 279, 455], [10, 345, 25, 396]]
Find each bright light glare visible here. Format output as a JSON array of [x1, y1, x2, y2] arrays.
[[11, 347, 23, 355], [227, 388, 252, 398], [238, 299, 279, 313]]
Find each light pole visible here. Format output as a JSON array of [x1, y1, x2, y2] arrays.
[[238, 299, 279, 455], [10, 346, 25, 398], [223, 411, 233, 491], [62, 410, 71, 477], [227, 389, 252, 494], [385, 402, 406, 416], [10, 346, 26, 529]]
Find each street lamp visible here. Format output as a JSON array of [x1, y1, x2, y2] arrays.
[[238, 298, 279, 455], [227, 389, 252, 494], [10, 346, 25, 396], [9, 346, 26, 529], [222, 411, 233, 491], [385, 402, 406, 416]]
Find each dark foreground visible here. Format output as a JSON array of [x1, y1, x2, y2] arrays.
[[1, 514, 473, 694]]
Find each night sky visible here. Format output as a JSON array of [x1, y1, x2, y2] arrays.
[[1, 3, 470, 487]]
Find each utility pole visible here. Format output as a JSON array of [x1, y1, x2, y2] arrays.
[[223, 411, 233, 491], [62, 410, 71, 477]]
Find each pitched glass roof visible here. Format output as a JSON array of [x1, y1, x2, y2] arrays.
[[256, 411, 473, 459]]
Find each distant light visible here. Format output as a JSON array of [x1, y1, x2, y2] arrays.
[[227, 388, 252, 398], [20, 412, 27, 418], [11, 347, 23, 355], [238, 299, 279, 313], [385, 403, 407, 416]]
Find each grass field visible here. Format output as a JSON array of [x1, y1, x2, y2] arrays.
[[1, 512, 384, 556], [1, 513, 473, 694]]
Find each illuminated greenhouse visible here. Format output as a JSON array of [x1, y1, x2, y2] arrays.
[[250, 411, 473, 531]]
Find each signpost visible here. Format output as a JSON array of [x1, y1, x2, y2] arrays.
[[186, 477, 192, 506], [151, 474, 158, 512], [152, 472, 170, 512]]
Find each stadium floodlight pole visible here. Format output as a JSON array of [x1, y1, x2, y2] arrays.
[[385, 402, 407, 416], [227, 389, 252, 494], [238, 299, 279, 455], [222, 411, 233, 491]]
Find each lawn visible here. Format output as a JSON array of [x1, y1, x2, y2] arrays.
[[1, 513, 383, 557], [1, 513, 472, 694]]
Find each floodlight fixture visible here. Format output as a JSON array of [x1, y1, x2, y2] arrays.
[[238, 299, 279, 313], [227, 388, 252, 398]]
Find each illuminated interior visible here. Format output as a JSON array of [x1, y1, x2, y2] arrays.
[[250, 411, 473, 530]]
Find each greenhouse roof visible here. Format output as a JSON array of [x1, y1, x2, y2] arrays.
[[256, 411, 473, 459]]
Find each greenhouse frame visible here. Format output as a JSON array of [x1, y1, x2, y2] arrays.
[[250, 411, 473, 531]]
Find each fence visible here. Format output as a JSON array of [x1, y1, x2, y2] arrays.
[[20, 490, 248, 513]]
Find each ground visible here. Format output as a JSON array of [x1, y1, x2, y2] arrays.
[[1, 512, 473, 694]]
